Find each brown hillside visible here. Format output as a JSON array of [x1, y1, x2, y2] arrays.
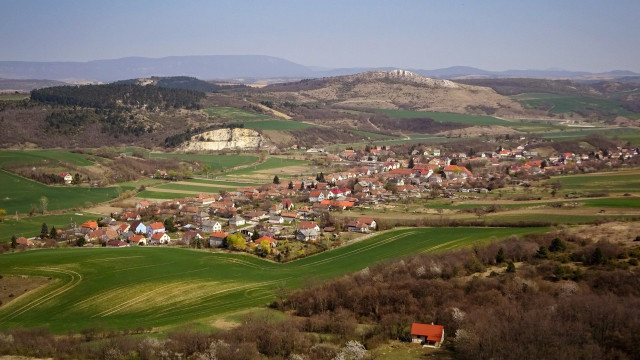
[[260, 69, 526, 116]]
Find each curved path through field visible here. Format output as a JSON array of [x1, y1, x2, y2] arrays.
[[0, 226, 545, 333]]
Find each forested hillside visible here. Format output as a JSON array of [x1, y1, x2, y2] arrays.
[[31, 83, 204, 110]]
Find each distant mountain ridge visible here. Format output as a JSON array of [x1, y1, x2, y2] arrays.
[[0, 55, 637, 83]]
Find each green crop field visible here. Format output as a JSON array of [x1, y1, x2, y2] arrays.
[[154, 183, 228, 194], [513, 93, 640, 118], [224, 157, 308, 176], [135, 190, 196, 199], [580, 197, 640, 209], [204, 106, 272, 121], [0, 227, 544, 332], [0, 150, 95, 167], [0, 213, 103, 242], [0, 170, 130, 214], [149, 153, 258, 172], [376, 109, 511, 126], [183, 179, 263, 187], [243, 120, 314, 130], [548, 170, 640, 194]]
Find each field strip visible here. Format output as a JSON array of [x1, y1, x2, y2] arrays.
[[296, 231, 417, 268], [94, 280, 202, 318], [422, 237, 469, 253], [171, 181, 238, 189], [112, 262, 174, 273], [149, 278, 288, 319], [144, 187, 211, 195], [0, 267, 82, 323], [85, 256, 145, 263], [210, 256, 269, 270]]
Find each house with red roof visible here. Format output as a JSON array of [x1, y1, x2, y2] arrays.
[[255, 236, 278, 247], [60, 173, 73, 184], [146, 222, 165, 236], [128, 234, 147, 246], [410, 323, 444, 347], [299, 221, 320, 232], [209, 232, 228, 248], [150, 232, 170, 245], [443, 165, 473, 181]]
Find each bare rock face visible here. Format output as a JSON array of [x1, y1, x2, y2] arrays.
[[179, 128, 273, 151]]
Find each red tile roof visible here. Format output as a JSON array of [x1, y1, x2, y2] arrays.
[[209, 232, 228, 239], [149, 222, 164, 230], [410, 323, 444, 342]]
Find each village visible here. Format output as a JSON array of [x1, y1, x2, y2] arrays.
[[10, 140, 640, 261]]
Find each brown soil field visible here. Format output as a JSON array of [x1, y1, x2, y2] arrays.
[[0, 275, 50, 310]]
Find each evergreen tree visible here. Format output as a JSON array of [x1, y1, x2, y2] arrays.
[[549, 238, 567, 252], [408, 158, 415, 169], [10, 234, 17, 249], [506, 261, 516, 273], [40, 223, 49, 239], [251, 230, 260, 241], [535, 245, 548, 259], [273, 175, 280, 184], [288, 181, 294, 190], [49, 226, 58, 239], [496, 247, 506, 264]]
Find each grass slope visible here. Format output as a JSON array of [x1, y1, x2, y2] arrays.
[[548, 170, 640, 194], [376, 109, 511, 126], [0, 150, 95, 167], [243, 120, 313, 130], [0, 213, 103, 241], [149, 153, 258, 173], [0, 170, 128, 214], [203, 107, 271, 121], [0, 227, 543, 332]]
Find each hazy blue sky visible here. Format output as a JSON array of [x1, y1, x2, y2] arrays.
[[1, 0, 639, 72]]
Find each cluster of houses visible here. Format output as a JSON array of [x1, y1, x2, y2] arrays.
[[19, 142, 638, 250]]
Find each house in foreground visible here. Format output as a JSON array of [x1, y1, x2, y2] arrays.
[[410, 323, 444, 348]]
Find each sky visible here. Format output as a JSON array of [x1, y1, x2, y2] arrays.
[[1, 0, 639, 72]]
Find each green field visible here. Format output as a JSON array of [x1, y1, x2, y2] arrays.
[[243, 120, 314, 130], [224, 157, 309, 176], [135, 191, 196, 199], [0, 170, 129, 214], [204, 106, 272, 121], [0, 150, 95, 167], [0, 213, 103, 241], [376, 109, 511, 126], [155, 183, 229, 194], [149, 153, 258, 173], [541, 127, 640, 146], [513, 93, 640, 118], [580, 197, 640, 209], [0, 227, 544, 332], [548, 170, 640, 194], [183, 178, 263, 187]]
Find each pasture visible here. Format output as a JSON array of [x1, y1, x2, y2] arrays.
[[513, 93, 640, 118], [203, 106, 272, 121], [0, 227, 543, 333], [135, 190, 196, 199], [0, 170, 129, 214], [0, 213, 103, 242], [548, 169, 640, 194], [376, 109, 511, 126], [149, 153, 258, 173], [242, 120, 314, 130], [0, 150, 95, 167]]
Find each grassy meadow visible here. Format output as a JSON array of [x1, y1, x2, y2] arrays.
[[0, 227, 544, 333], [548, 169, 640, 194], [513, 93, 640, 118], [0, 213, 103, 241], [203, 106, 272, 121], [149, 153, 258, 173], [376, 109, 511, 126]]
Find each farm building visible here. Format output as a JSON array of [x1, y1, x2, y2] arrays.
[[410, 323, 444, 347]]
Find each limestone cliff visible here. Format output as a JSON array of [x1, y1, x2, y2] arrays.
[[179, 128, 273, 151]]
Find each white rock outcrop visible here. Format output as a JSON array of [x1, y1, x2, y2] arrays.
[[180, 128, 272, 151]]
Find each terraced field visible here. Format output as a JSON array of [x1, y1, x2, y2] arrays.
[[0, 227, 543, 333]]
